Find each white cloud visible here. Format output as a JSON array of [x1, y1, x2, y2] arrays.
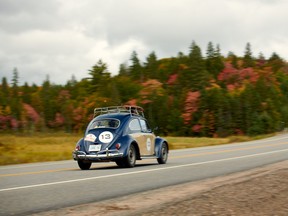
[[0, 0, 287, 85]]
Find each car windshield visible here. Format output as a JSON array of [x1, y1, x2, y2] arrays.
[[89, 119, 120, 130]]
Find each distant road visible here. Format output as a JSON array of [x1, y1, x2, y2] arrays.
[[1, 134, 288, 215]]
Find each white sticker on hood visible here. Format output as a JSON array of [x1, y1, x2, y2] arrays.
[[84, 133, 97, 142]]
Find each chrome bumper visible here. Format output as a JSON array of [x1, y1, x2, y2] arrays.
[[73, 150, 124, 161]]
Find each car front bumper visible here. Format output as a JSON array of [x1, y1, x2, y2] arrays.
[[73, 149, 124, 161]]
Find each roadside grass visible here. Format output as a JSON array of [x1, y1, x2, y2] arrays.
[[167, 134, 273, 150], [0, 133, 81, 165], [167, 137, 229, 149], [0, 132, 274, 166]]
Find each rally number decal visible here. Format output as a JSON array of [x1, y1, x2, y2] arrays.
[[99, 131, 113, 143], [146, 138, 151, 151]]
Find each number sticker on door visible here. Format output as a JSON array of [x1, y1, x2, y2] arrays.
[[99, 131, 113, 143]]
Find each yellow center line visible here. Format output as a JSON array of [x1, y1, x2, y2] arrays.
[[0, 168, 77, 177], [1, 141, 288, 177], [0, 163, 112, 177], [171, 141, 288, 159]]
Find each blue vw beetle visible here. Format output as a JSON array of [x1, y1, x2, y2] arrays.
[[73, 106, 169, 170]]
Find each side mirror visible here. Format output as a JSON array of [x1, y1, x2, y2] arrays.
[[153, 126, 159, 132]]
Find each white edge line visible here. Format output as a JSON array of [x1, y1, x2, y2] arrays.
[[1, 148, 288, 192]]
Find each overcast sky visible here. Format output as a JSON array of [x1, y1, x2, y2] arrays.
[[0, 0, 287, 85]]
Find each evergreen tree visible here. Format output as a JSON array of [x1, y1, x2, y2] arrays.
[[88, 59, 111, 93], [65, 75, 78, 100], [214, 44, 225, 73], [11, 68, 19, 97], [66, 74, 77, 87], [0, 77, 9, 107], [0, 41, 287, 136], [206, 42, 224, 78], [113, 76, 141, 103], [10, 68, 22, 123], [21, 82, 32, 104], [118, 63, 129, 76], [206, 42, 215, 74], [144, 51, 158, 80], [179, 41, 210, 91], [243, 42, 255, 68], [198, 87, 232, 137], [228, 51, 239, 69], [268, 52, 285, 72], [189, 41, 204, 65], [239, 84, 255, 134], [129, 51, 143, 81], [40, 78, 55, 128], [256, 52, 266, 68]]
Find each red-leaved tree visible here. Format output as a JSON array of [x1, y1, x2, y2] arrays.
[[182, 91, 201, 124]]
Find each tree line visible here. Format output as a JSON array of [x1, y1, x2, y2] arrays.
[[1, 41, 288, 137]]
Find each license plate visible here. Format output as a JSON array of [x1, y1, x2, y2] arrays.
[[89, 144, 101, 152]]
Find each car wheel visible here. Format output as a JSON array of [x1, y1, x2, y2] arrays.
[[78, 160, 92, 170], [122, 144, 136, 168], [157, 143, 168, 164]]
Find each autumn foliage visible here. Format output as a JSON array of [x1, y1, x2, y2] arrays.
[[182, 91, 201, 124], [1, 42, 288, 137]]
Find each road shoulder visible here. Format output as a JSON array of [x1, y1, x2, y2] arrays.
[[34, 160, 288, 216]]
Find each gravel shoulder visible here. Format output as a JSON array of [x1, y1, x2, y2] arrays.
[[36, 160, 288, 216]]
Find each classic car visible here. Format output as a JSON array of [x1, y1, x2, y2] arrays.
[[73, 106, 169, 170]]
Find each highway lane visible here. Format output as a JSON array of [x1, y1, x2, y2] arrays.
[[1, 134, 288, 215]]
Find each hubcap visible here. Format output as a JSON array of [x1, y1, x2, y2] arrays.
[[129, 147, 135, 164], [162, 146, 167, 160]]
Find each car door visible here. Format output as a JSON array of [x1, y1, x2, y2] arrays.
[[128, 118, 148, 155], [139, 119, 156, 156]]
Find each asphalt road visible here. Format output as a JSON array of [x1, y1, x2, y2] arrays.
[[1, 134, 288, 216]]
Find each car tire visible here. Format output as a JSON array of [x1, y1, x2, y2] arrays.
[[78, 160, 92, 170], [122, 144, 136, 168], [157, 143, 168, 164]]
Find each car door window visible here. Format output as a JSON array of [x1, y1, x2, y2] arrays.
[[140, 119, 151, 133]]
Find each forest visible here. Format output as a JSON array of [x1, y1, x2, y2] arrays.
[[1, 41, 288, 137]]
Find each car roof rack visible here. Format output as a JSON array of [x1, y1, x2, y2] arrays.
[[93, 106, 144, 118]]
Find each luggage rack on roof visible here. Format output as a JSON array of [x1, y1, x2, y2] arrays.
[[93, 106, 144, 118]]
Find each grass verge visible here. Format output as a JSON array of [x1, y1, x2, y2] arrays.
[[0, 133, 80, 165], [0, 133, 274, 166]]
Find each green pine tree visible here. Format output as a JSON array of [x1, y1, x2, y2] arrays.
[[129, 51, 143, 81], [243, 42, 255, 68], [179, 41, 210, 91], [144, 51, 158, 80], [88, 59, 111, 93], [206, 42, 224, 78]]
